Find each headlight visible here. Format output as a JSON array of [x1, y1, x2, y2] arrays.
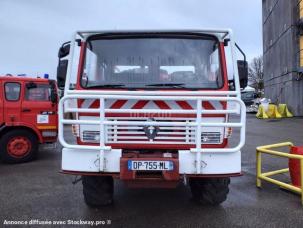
[[202, 132, 221, 144], [72, 124, 80, 137], [82, 131, 99, 142], [224, 127, 233, 138]]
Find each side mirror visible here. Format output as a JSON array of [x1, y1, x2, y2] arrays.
[[50, 90, 58, 104], [237, 60, 248, 89], [58, 43, 70, 59], [56, 41, 71, 89], [57, 59, 68, 89], [50, 81, 58, 104]]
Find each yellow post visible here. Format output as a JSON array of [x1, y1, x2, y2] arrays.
[[256, 150, 262, 188], [300, 159, 303, 205], [256, 142, 303, 205]]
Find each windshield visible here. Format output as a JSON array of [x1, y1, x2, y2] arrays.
[[81, 35, 223, 89]]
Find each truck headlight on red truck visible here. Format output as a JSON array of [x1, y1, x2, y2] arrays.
[[82, 130, 100, 142]]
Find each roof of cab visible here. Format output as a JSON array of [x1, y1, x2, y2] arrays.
[[76, 29, 232, 41], [0, 76, 54, 83]]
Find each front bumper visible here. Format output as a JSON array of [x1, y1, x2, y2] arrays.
[[62, 148, 241, 175]]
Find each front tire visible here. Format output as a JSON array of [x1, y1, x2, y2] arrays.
[[189, 177, 230, 205], [0, 129, 38, 164], [82, 176, 114, 207]]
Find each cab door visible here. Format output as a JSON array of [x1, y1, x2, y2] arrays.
[[21, 82, 58, 133], [3, 81, 22, 124]]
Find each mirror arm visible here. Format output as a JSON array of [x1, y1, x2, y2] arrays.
[[76, 39, 82, 46], [224, 38, 230, 47], [235, 43, 246, 63]]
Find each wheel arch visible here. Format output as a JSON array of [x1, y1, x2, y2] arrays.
[[0, 125, 42, 143]]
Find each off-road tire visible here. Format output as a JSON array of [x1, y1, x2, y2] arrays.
[[189, 177, 230, 205], [0, 129, 38, 164], [82, 176, 114, 207]]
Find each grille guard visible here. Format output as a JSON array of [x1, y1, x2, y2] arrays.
[[59, 91, 246, 173]]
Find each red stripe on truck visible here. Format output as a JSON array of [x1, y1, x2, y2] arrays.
[[176, 101, 193, 110], [132, 100, 149, 109], [202, 101, 216, 110], [110, 100, 127, 109], [154, 100, 171, 109]]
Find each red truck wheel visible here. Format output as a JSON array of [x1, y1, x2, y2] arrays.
[[189, 177, 230, 205], [0, 130, 38, 164], [82, 176, 114, 207]]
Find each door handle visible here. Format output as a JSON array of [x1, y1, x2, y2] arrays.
[[22, 108, 31, 112]]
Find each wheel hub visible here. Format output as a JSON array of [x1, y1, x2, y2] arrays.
[[7, 137, 31, 157]]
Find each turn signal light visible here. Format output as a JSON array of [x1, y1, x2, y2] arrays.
[[225, 127, 233, 138], [72, 124, 80, 137]]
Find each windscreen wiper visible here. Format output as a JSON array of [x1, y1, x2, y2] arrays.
[[145, 83, 185, 88], [88, 84, 125, 88]]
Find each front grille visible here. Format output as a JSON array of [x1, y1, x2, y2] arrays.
[[81, 117, 223, 144]]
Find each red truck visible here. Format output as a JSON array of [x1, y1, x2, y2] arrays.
[[0, 76, 58, 163]]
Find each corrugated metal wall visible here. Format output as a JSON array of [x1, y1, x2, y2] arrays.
[[263, 0, 303, 116]]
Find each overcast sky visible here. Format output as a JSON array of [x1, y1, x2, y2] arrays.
[[0, 0, 262, 78]]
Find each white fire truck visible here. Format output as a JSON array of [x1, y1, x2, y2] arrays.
[[57, 29, 247, 207]]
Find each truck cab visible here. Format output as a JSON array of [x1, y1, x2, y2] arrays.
[[57, 30, 247, 207], [0, 76, 58, 163]]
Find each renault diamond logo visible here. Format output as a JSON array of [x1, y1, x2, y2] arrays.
[[143, 118, 159, 140]]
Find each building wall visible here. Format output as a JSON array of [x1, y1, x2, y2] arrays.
[[263, 0, 303, 116]]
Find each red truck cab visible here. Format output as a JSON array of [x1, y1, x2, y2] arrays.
[[0, 76, 58, 163]]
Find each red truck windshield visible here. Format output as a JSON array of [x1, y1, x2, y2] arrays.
[[81, 34, 223, 89]]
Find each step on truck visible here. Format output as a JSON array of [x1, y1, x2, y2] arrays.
[[57, 29, 247, 207], [0, 76, 58, 163]]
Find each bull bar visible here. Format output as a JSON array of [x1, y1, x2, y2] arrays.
[[59, 90, 246, 174]]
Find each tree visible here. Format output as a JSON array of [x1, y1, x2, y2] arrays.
[[248, 56, 264, 92]]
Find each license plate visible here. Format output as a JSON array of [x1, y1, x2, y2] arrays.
[[128, 160, 174, 171]]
